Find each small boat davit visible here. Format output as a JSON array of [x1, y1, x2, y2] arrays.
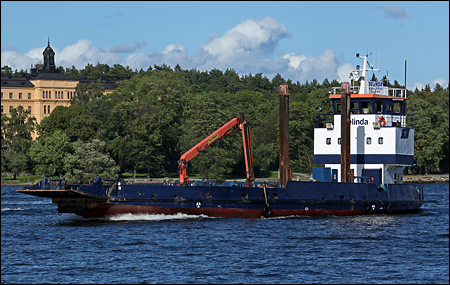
[[18, 53, 424, 219]]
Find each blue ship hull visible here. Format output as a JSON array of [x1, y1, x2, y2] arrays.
[[18, 178, 424, 219]]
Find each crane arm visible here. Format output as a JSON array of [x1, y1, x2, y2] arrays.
[[177, 113, 254, 186]]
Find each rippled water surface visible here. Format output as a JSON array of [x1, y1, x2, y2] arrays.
[[2, 183, 448, 284]]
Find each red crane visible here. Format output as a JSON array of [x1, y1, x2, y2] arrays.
[[176, 112, 254, 187]]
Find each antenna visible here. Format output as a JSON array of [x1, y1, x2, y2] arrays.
[[378, 53, 380, 70], [405, 60, 407, 89]]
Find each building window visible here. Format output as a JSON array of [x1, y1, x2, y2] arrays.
[[48, 105, 50, 113], [57, 91, 60, 98], [326, 138, 331, 145], [10, 106, 13, 113], [44, 106, 46, 113], [9, 92, 13, 99], [28, 106, 31, 113], [28, 93, 31, 99], [49, 91, 51, 99], [43, 91, 45, 98], [19, 93, 22, 99], [1, 92, 3, 98], [1, 106, 3, 113], [46, 91, 48, 98], [378, 137, 383, 144], [366, 137, 372, 145], [338, 138, 341, 145]]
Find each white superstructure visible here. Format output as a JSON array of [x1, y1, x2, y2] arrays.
[[314, 53, 414, 185]]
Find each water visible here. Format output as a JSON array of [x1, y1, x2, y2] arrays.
[[2, 183, 448, 284]]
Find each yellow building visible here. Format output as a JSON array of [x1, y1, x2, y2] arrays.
[[1, 41, 124, 139]]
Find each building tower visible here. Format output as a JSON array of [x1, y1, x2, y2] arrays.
[[42, 39, 56, 73]]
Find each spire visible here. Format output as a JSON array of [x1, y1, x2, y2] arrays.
[[42, 38, 55, 73]]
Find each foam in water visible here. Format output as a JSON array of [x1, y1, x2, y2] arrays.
[[1, 208, 25, 211], [105, 212, 211, 221]]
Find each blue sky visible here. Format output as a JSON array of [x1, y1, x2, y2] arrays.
[[1, 1, 448, 90]]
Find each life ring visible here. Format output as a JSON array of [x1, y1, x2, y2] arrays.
[[378, 116, 386, 127], [262, 204, 273, 218]]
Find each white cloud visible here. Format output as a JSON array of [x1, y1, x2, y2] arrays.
[[412, 82, 424, 91], [1, 50, 38, 71], [282, 48, 343, 83], [432, 78, 447, 88], [0, 17, 369, 85], [337, 63, 354, 83], [198, 16, 290, 65], [410, 79, 448, 91]]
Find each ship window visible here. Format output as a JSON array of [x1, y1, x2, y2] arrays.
[[361, 101, 372, 114], [394, 102, 401, 113], [338, 138, 341, 145], [326, 138, 331, 145], [375, 100, 383, 113], [350, 101, 359, 114], [367, 137, 372, 145], [378, 137, 383, 144], [206, 192, 211, 198], [272, 193, 278, 199], [387, 103, 393, 112], [335, 102, 341, 114]]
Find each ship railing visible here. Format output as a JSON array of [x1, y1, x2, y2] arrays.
[[375, 113, 414, 128], [331, 86, 407, 98], [354, 176, 373, 184]]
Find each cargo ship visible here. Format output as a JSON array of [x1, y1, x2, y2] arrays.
[[18, 53, 424, 219]]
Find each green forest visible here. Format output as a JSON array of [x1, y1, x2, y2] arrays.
[[1, 63, 449, 183]]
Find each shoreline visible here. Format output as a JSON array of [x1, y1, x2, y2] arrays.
[[2, 174, 448, 186]]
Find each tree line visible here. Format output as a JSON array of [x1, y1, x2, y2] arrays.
[[1, 63, 448, 182]]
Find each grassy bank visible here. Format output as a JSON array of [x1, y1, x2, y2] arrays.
[[1, 175, 42, 185]]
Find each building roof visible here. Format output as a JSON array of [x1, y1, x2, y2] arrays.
[[1, 75, 35, 88], [29, 72, 78, 81]]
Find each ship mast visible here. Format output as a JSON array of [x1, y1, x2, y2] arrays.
[[356, 53, 379, 94]]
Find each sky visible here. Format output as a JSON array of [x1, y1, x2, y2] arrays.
[[1, 1, 449, 91]]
